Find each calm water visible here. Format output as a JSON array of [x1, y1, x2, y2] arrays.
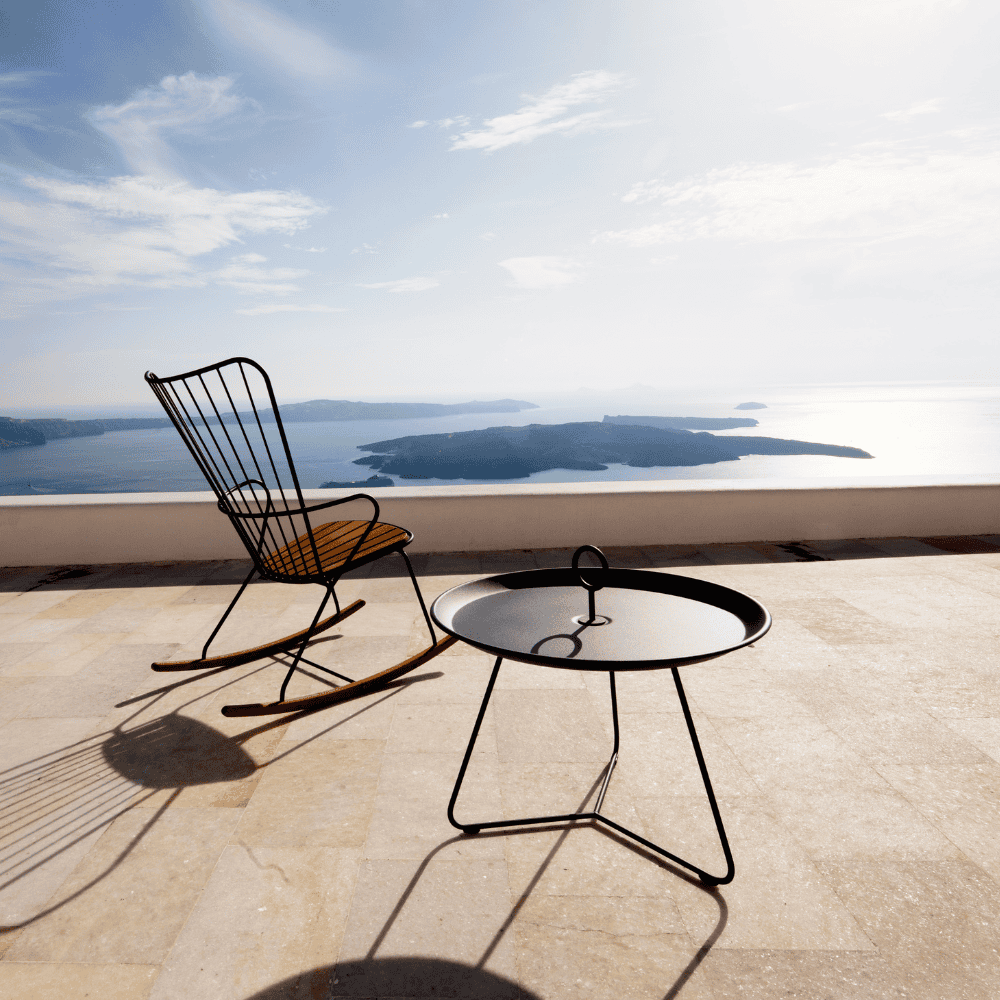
[[2, 381, 998, 495]]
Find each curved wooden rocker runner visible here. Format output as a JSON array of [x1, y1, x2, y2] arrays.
[[145, 358, 456, 716]]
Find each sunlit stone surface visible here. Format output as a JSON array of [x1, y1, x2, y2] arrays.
[[1, 535, 999, 998]]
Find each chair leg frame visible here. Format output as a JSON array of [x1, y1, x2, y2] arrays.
[[151, 546, 457, 716], [447, 658, 735, 886]]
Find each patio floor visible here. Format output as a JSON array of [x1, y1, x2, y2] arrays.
[[2, 536, 1000, 999]]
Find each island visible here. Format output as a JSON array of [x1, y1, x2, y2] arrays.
[[352, 421, 872, 480], [319, 475, 394, 489], [603, 415, 759, 430], [217, 398, 539, 426], [0, 416, 171, 450], [735, 402, 767, 410], [0, 398, 541, 449]]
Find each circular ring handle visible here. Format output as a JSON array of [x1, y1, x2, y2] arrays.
[[571, 544, 608, 592]]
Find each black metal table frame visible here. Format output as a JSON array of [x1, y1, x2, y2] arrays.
[[447, 655, 734, 886]]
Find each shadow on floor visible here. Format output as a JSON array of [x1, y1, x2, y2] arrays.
[[0, 665, 437, 936], [245, 956, 541, 999], [102, 714, 257, 787]]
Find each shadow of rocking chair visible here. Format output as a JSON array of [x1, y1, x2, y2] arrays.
[[144, 357, 456, 717]]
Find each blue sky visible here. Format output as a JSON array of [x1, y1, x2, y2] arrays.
[[2, 0, 998, 408]]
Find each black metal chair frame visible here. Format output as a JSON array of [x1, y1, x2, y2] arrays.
[[145, 357, 454, 716]]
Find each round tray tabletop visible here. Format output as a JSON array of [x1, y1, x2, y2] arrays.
[[431, 567, 771, 670]]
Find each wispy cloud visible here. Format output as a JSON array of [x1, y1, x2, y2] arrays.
[[0, 71, 52, 127], [284, 243, 328, 252], [236, 303, 346, 316], [601, 136, 1000, 248], [212, 253, 309, 295], [0, 174, 325, 316], [498, 256, 579, 288], [409, 120, 428, 128], [359, 277, 439, 293], [882, 98, 943, 122], [0, 71, 54, 87], [449, 71, 633, 153], [88, 73, 248, 177], [200, 0, 351, 81]]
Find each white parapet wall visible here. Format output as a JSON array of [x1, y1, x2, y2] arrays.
[[2, 475, 999, 567]]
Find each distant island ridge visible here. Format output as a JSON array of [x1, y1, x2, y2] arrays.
[[604, 415, 759, 430], [0, 399, 540, 450], [0, 416, 172, 450], [352, 416, 873, 481], [320, 475, 394, 489], [735, 402, 767, 410]]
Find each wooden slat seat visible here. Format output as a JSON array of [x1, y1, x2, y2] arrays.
[[261, 519, 411, 580]]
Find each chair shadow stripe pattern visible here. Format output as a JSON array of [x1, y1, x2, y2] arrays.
[[144, 357, 454, 715]]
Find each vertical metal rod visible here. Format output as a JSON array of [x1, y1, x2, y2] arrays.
[[671, 666, 735, 884], [278, 588, 333, 702], [594, 670, 620, 814], [200, 566, 256, 660], [448, 656, 503, 831], [399, 550, 437, 646]]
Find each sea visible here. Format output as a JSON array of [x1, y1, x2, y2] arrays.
[[2, 381, 998, 495]]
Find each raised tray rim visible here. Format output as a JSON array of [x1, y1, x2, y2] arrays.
[[430, 567, 772, 670]]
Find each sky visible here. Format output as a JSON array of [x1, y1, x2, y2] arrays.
[[1, 0, 999, 409]]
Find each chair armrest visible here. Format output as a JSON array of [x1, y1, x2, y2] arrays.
[[223, 492, 381, 525]]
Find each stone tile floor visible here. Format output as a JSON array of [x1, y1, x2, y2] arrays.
[[1, 535, 1000, 999]]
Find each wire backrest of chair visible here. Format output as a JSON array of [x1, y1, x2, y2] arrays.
[[145, 358, 324, 580]]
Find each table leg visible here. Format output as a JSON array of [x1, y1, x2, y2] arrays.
[[447, 659, 735, 886]]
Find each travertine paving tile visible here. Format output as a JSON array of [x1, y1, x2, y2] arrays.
[[702, 949, 907, 999], [766, 779, 957, 861], [821, 708, 990, 766], [387, 700, 498, 756], [681, 665, 814, 719], [149, 845, 360, 1000], [0, 962, 158, 1000], [2, 633, 130, 678], [818, 857, 1000, 1000], [494, 689, 612, 764], [365, 751, 504, 861], [235, 739, 383, 847], [763, 597, 898, 645], [0, 637, 37, 668], [32, 590, 124, 619], [0, 590, 87, 616], [876, 760, 1000, 827], [942, 717, 1000, 762], [503, 821, 690, 901], [642, 797, 872, 951], [610, 710, 759, 798], [512, 894, 714, 1000], [6, 805, 240, 964], [391, 652, 497, 704], [3, 617, 91, 642], [282, 685, 401, 741], [336, 859, 518, 993], [832, 574, 1000, 631], [494, 659, 587, 690]]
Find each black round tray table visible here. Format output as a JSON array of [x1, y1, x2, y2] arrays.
[[430, 545, 771, 885]]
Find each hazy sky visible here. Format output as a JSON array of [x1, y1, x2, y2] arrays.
[[2, 0, 998, 407]]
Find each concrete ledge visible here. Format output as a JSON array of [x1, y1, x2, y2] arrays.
[[3, 475, 999, 567]]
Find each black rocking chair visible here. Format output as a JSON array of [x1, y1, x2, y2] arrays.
[[144, 357, 455, 716]]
